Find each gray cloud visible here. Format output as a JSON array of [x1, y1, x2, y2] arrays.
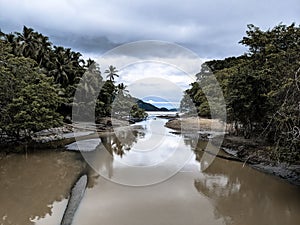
[[0, 0, 299, 58], [1, 0, 298, 107], [49, 33, 121, 53]]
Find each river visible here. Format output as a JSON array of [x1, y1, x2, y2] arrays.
[[0, 113, 299, 225]]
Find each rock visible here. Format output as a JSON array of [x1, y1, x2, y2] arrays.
[[65, 139, 101, 152], [61, 175, 88, 225]]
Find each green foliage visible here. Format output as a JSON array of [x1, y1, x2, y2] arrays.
[[72, 62, 103, 120], [0, 27, 147, 140], [96, 80, 117, 117], [2, 26, 86, 116], [181, 23, 300, 162], [226, 63, 270, 128], [130, 104, 148, 120], [180, 64, 226, 119], [0, 40, 63, 140]]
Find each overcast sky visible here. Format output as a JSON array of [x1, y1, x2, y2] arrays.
[[1, 0, 299, 108]]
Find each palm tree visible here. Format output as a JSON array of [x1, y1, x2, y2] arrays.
[[105, 65, 119, 82], [15, 26, 37, 58], [49, 46, 71, 87], [117, 83, 129, 96], [48, 46, 80, 86], [85, 58, 96, 70], [35, 33, 52, 67], [4, 33, 20, 55]]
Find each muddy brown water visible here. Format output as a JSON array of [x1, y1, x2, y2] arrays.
[[1, 115, 299, 225]]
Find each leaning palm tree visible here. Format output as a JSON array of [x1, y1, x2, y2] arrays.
[[105, 65, 119, 82]]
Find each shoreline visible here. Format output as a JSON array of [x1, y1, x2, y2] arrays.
[[165, 117, 300, 186], [0, 117, 133, 153], [1, 116, 299, 186]]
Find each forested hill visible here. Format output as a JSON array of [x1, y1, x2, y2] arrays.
[[0, 26, 147, 142], [180, 23, 300, 163], [136, 99, 174, 111]]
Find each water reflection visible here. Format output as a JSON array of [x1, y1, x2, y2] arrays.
[[190, 136, 300, 225], [0, 151, 86, 225], [2, 118, 299, 225], [78, 119, 300, 225], [75, 121, 300, 224], [81, 126, 143, 179], [82, 118, 192, 186], [101, 125, 145, 157]]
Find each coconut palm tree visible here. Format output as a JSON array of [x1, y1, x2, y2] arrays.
[[117, 83, 129, 96], [49, 46, 71, 87], [35, 33, 52, 67], [105, 65, 119, 82], [15, 26, 37, 58], [4, 33, 20, 55]]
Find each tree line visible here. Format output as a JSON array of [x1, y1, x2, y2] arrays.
[[0, 26, 146, 142], [180, 23, 300, 162]]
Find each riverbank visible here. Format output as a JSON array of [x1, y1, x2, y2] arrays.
[[165, 117, 300, 185], [165, 117, 225, 132], [0, 117, 133, 153]]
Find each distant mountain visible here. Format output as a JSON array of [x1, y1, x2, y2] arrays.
[[136, 100, 173, 111]]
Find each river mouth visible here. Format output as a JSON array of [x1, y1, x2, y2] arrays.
[[1, 114, 300, 225]]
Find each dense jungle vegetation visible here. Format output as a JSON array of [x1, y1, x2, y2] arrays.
[[180, 23, 300, 162], [0, 27, 146, 141]]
